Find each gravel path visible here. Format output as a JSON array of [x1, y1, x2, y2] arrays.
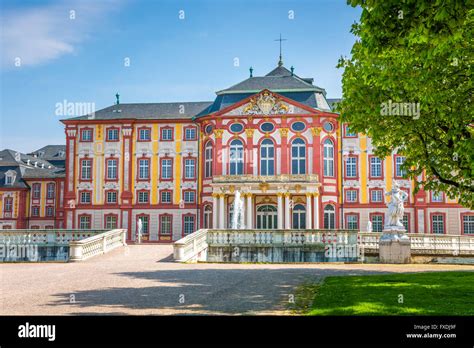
[[1, 245, 472, 315]]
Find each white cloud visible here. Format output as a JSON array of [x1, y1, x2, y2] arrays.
[[0, 0, 121, 69]]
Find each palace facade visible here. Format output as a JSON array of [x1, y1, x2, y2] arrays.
[[2, 62, 472, 239]]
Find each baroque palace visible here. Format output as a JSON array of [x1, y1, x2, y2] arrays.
[[1, 61, 473, 240]]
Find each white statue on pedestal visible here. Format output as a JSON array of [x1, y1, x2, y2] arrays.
[[137, 218, 142, 244], [367, 220, 373, 233], [381, 181, 410, 242], [384, 181, 408, 230]]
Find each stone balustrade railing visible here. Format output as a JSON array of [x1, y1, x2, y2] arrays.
[[358, 232, 474, 256], [173, 228, 208, 262], [207, 229, 357, 246], [174, 229, 474, 262], [212, 174, 319, 183], [69, 229, 127, 261], [0, 229, 107, 246]]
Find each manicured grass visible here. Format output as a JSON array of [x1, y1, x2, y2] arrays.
[[294, 271, 474, 316]]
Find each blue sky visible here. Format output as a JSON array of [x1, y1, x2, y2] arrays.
[[0, 0, 361, 152]]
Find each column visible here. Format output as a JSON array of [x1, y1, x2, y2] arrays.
[[212, 193, 218, 229], [277, 193, 283, 229], [218, 194, 225, 229], [314, 193, 320, 229], [284, 193, 291, 229], [306, 193, 312, 229], [246, 193, 253, 229]]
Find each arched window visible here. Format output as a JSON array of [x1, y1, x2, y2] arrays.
[[292, 204, 306, 229], [291, 138, 306, 174], [260, 139, 275, 175], [229, 139, 244, 175], [205, 141, 213, 178], [323, 204, 335, 229], [323, 139, 334, 177], [256, 205, 277, 229], [204, 205, 212, 228]]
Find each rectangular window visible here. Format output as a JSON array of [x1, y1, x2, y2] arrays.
[[81, 129, 92, 142], [46, 206, 54, 217], [347, 214, 359, 230], [80, 191, 91, 204], [161, 191, 171, 204], [81, 159, 92, 180], [105, 215, 118, 229], [107, 128, 119, 141], [160, 215, 172, 235], [47, 183, 55, 199], [371, 215, 383, 232], [345, 157, 357, 178], [370, 189, 383, 203], [432, 214, 445, 234], [184, 159, 195, 179], [431, 192, 443, 203], [184, 127, 196, 140], [463, 215, 474, 234], [402, 214, 409, 232], [161, 128, 173, 140], [138, 159, 150, 179], [345, 124, 357, 137], [106, 159, 118, 180], [79, 215, 91, 229], [5, 175, 13, 185], [106, 191, 118, 204], [183, 191, 195, 203], [4, 198, 13, 212], [138, 216, 149, 234], [32, 183, 41, 199], [137, 191, 149, 204], [345, 190, 358, 203], [370, 157, 382, 177], [395, 156, 406, 178], [139, 128, 151, 141], [161, 159, 172, 179], [183, 215, 195, 235], [31, 206, 40, 217]]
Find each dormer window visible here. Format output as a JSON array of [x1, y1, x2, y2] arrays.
[[5, 175, 13, 185], [38, 151, 45, 157], [58, 150, 65, 157], [4, 171, 16, 185]]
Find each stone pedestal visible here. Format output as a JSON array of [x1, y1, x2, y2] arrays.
[[379, 229, 411, 264]]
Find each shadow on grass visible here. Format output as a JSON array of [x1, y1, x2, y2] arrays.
[[300, 271, 474, 316]]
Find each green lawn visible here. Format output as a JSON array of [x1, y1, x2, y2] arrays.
[[293, 271, 474, 316]]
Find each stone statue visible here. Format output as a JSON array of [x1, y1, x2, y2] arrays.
[[384, 181, 408, 230], [367, 220, 372, 233], [137, 218, 143, 244]]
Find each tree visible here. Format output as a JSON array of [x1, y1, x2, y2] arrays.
[[337, 0, 473, 208]]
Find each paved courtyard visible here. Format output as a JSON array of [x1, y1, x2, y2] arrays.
[[1, 245, 472, 315]]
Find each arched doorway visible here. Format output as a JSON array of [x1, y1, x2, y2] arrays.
[[256, 205, 277, 229]]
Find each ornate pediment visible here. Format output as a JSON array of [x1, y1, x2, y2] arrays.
[[225, 90, 312, 117]]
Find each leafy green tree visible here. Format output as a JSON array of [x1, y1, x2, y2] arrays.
[[337, 0, 473, 208]]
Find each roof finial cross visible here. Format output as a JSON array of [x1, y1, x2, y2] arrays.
[[274, 34, 287, 67]]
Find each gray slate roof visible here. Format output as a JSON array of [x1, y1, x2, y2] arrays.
[[327, 98, 342, 111], [0, 149, 64, 189], [64, 102, 213, 121], [63, 65, 335, 121]]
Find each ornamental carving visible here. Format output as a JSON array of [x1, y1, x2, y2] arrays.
[[279, 128, 289, 137], [243, 91, 289, 115], [214, 129, 224, 139], [311, 127, 322, 136], [245, 129, 255, 138]]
